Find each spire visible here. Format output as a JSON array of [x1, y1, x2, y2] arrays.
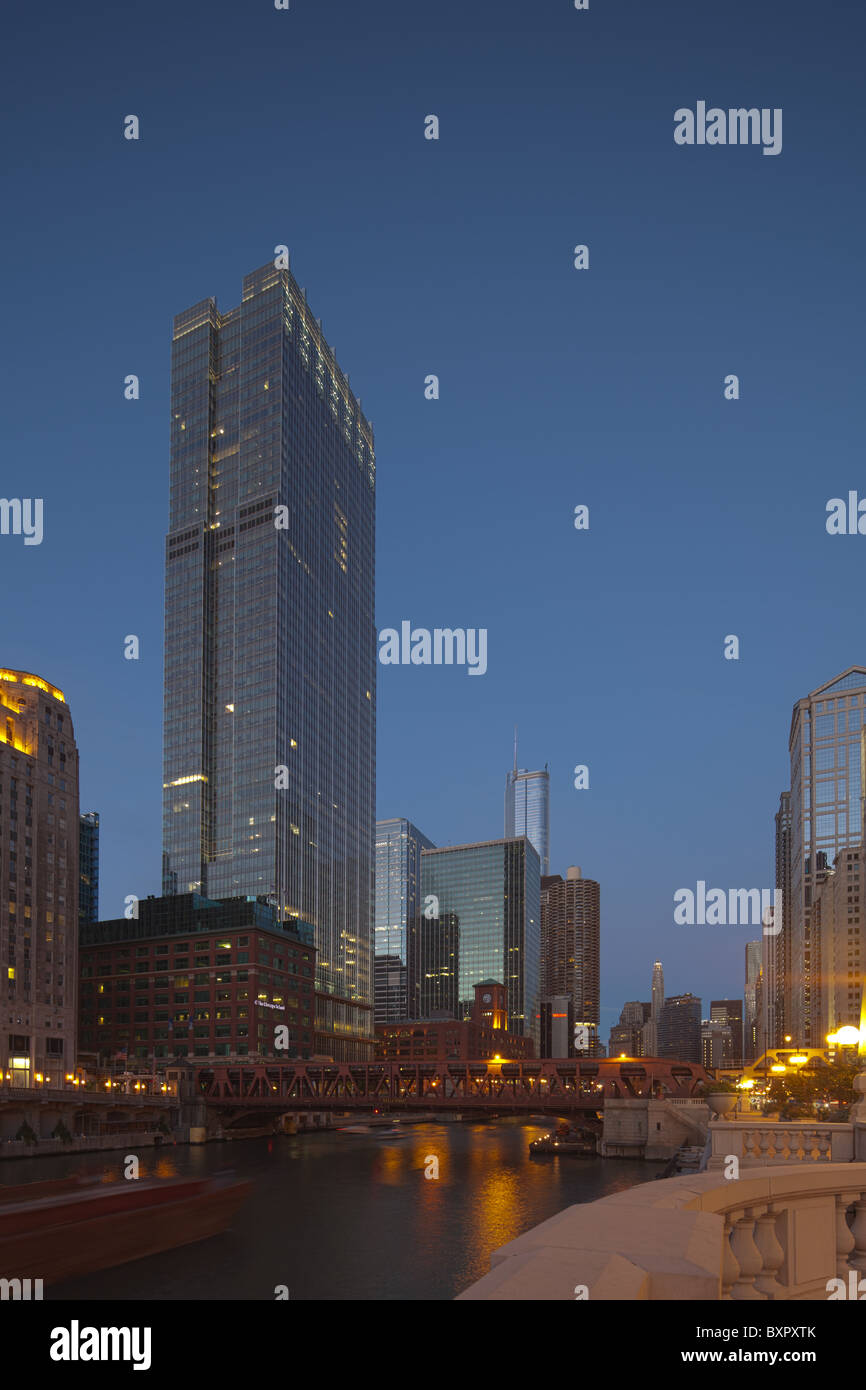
[[513, 725, 518, 775]]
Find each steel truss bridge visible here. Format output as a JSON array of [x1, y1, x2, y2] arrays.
[[195, 1058, 712, 1116]]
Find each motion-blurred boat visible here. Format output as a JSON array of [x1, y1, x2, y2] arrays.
[[0, 1170, 251, 1285]]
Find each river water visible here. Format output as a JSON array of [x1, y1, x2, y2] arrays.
[[2, 1120, 664, 1300]]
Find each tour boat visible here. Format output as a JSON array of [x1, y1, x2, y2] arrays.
[[0, 1170, 252, 1285]]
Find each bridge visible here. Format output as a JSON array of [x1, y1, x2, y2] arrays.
[[194, 1057, 712, 1116]]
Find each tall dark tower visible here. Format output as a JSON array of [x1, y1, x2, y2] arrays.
[[161, 262, 376, 1059]]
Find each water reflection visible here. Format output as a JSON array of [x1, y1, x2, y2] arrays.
[[0, 1121, 663, 1300]]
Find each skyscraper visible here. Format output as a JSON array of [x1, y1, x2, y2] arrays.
[[79, 810, 99, 926], [374, 817, 435, 1023], [710, 999, 743, 1065], [767, 790, 791, 1047], [161, 263, 376, 1060], [641, 960, 664, 1055], [540, 867, 600, 1052], [505, 734, 549, 875], [418, 838, 541, 1038], [744, 939, 762, 1061], [786, 667, 866, 1046], [657, 992, 701, 1063], [0, 669, 79, 1087]]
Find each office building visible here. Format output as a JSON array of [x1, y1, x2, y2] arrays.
[[79, 811, 99, 927], [161, 263, 376, 1060], [374, 817, 434, 1023], [505, 737, 549, 875], [609, 1000, 650, 1057], [767, 790, 791, 1048], [0, 669, 79, 1087], [744, 940, 762, 1061], [539, 995, 574, 1058], [701, 1021, 733, 1070], [812, 846, 863, 1038], [418, 838, 540, 1039], [79, 893, 316, 1063], [710, 1000, 743, 1065], [642, 960, 665, 1056], [657, 992, 701, 1063], [540, 867, 600, 1052], [786, 667, 866, 1047]]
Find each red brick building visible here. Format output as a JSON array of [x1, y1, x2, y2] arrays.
[[78, 893, 316, 1063], [376, 980, 534, 1061]]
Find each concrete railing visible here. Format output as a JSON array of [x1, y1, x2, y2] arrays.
[[707, 1119, 854, 1168], [458, 1163, 866, 1300]]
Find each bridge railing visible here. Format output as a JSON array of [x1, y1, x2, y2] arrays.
[[457, 1162, 866, 1301], [706, 1118, 854, 1167]]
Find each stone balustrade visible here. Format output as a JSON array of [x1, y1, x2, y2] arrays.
[[457, 1162, 866, 1300], [707, 1119, 854, 1168]]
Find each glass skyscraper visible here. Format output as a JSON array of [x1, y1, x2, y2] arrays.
[[79, 810, 99, 926], [416, 838, 540, 1038], [161, 262, 376, 1059], [787, 667, 866, 1047], [374, 817, 435, 1023], [505, 744, 549, 876]]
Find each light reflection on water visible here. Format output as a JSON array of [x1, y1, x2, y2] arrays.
[[0, 1120, 664, 1300]]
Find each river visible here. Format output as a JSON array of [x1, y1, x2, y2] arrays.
[[3, 1120, 665, 1300]]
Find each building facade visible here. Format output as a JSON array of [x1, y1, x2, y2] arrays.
[[417, 838, 541, 1040], [376, 982, 533, 1062], [609, 1000, 650, 1058], [161, 262, 376, 1060], [79, 894, 316, 1063], [505, 754, 549, 876], [641, 960, 665, 1056], [786, 668, 866, 1047], [79, 811, 99, 927], [0, 670, 78, 1088], [812, 845, 863, 1039], [374, 817, 434, 1023], [767, 791, 792, 1048], [657, 992, 702, 1064], [710, 999, 743, 1065], [540, 867, 600, 1052], [744, 939, 762, 1061]]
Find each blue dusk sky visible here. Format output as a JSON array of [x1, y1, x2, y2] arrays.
[[2, 0, 863, 1037]]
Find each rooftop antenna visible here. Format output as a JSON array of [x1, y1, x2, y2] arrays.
[[513, 726, 518, 775]]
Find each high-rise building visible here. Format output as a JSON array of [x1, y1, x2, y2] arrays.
[[505, 735, 549, 875], [786, 667, 866, 1046], [79, 811, 99, 926], [642, 960, 665, 1055], [0, 669, 79, 1087], [767, 790, 792, 1048], [374, 818, 434, 1023], [161, 263, 376, 1060], [408, 910, 460, 1019], [540, 867, 600, 1051], [710, 1000, 743, 1065], [539, 995, 574, 1058], [609, 1000, 650, 1057], [812, 846, 863, 1038], [657, 992, 701, 1063], [744, 940, 762, 1061], [418, 838, 541, 1039], [701, 1021, 733, 1070]]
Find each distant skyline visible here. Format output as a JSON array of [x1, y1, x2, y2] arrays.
[[3, 0, 864, 1037]]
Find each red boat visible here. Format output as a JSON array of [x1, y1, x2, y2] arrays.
[[0, 1171, 252, 1284]]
